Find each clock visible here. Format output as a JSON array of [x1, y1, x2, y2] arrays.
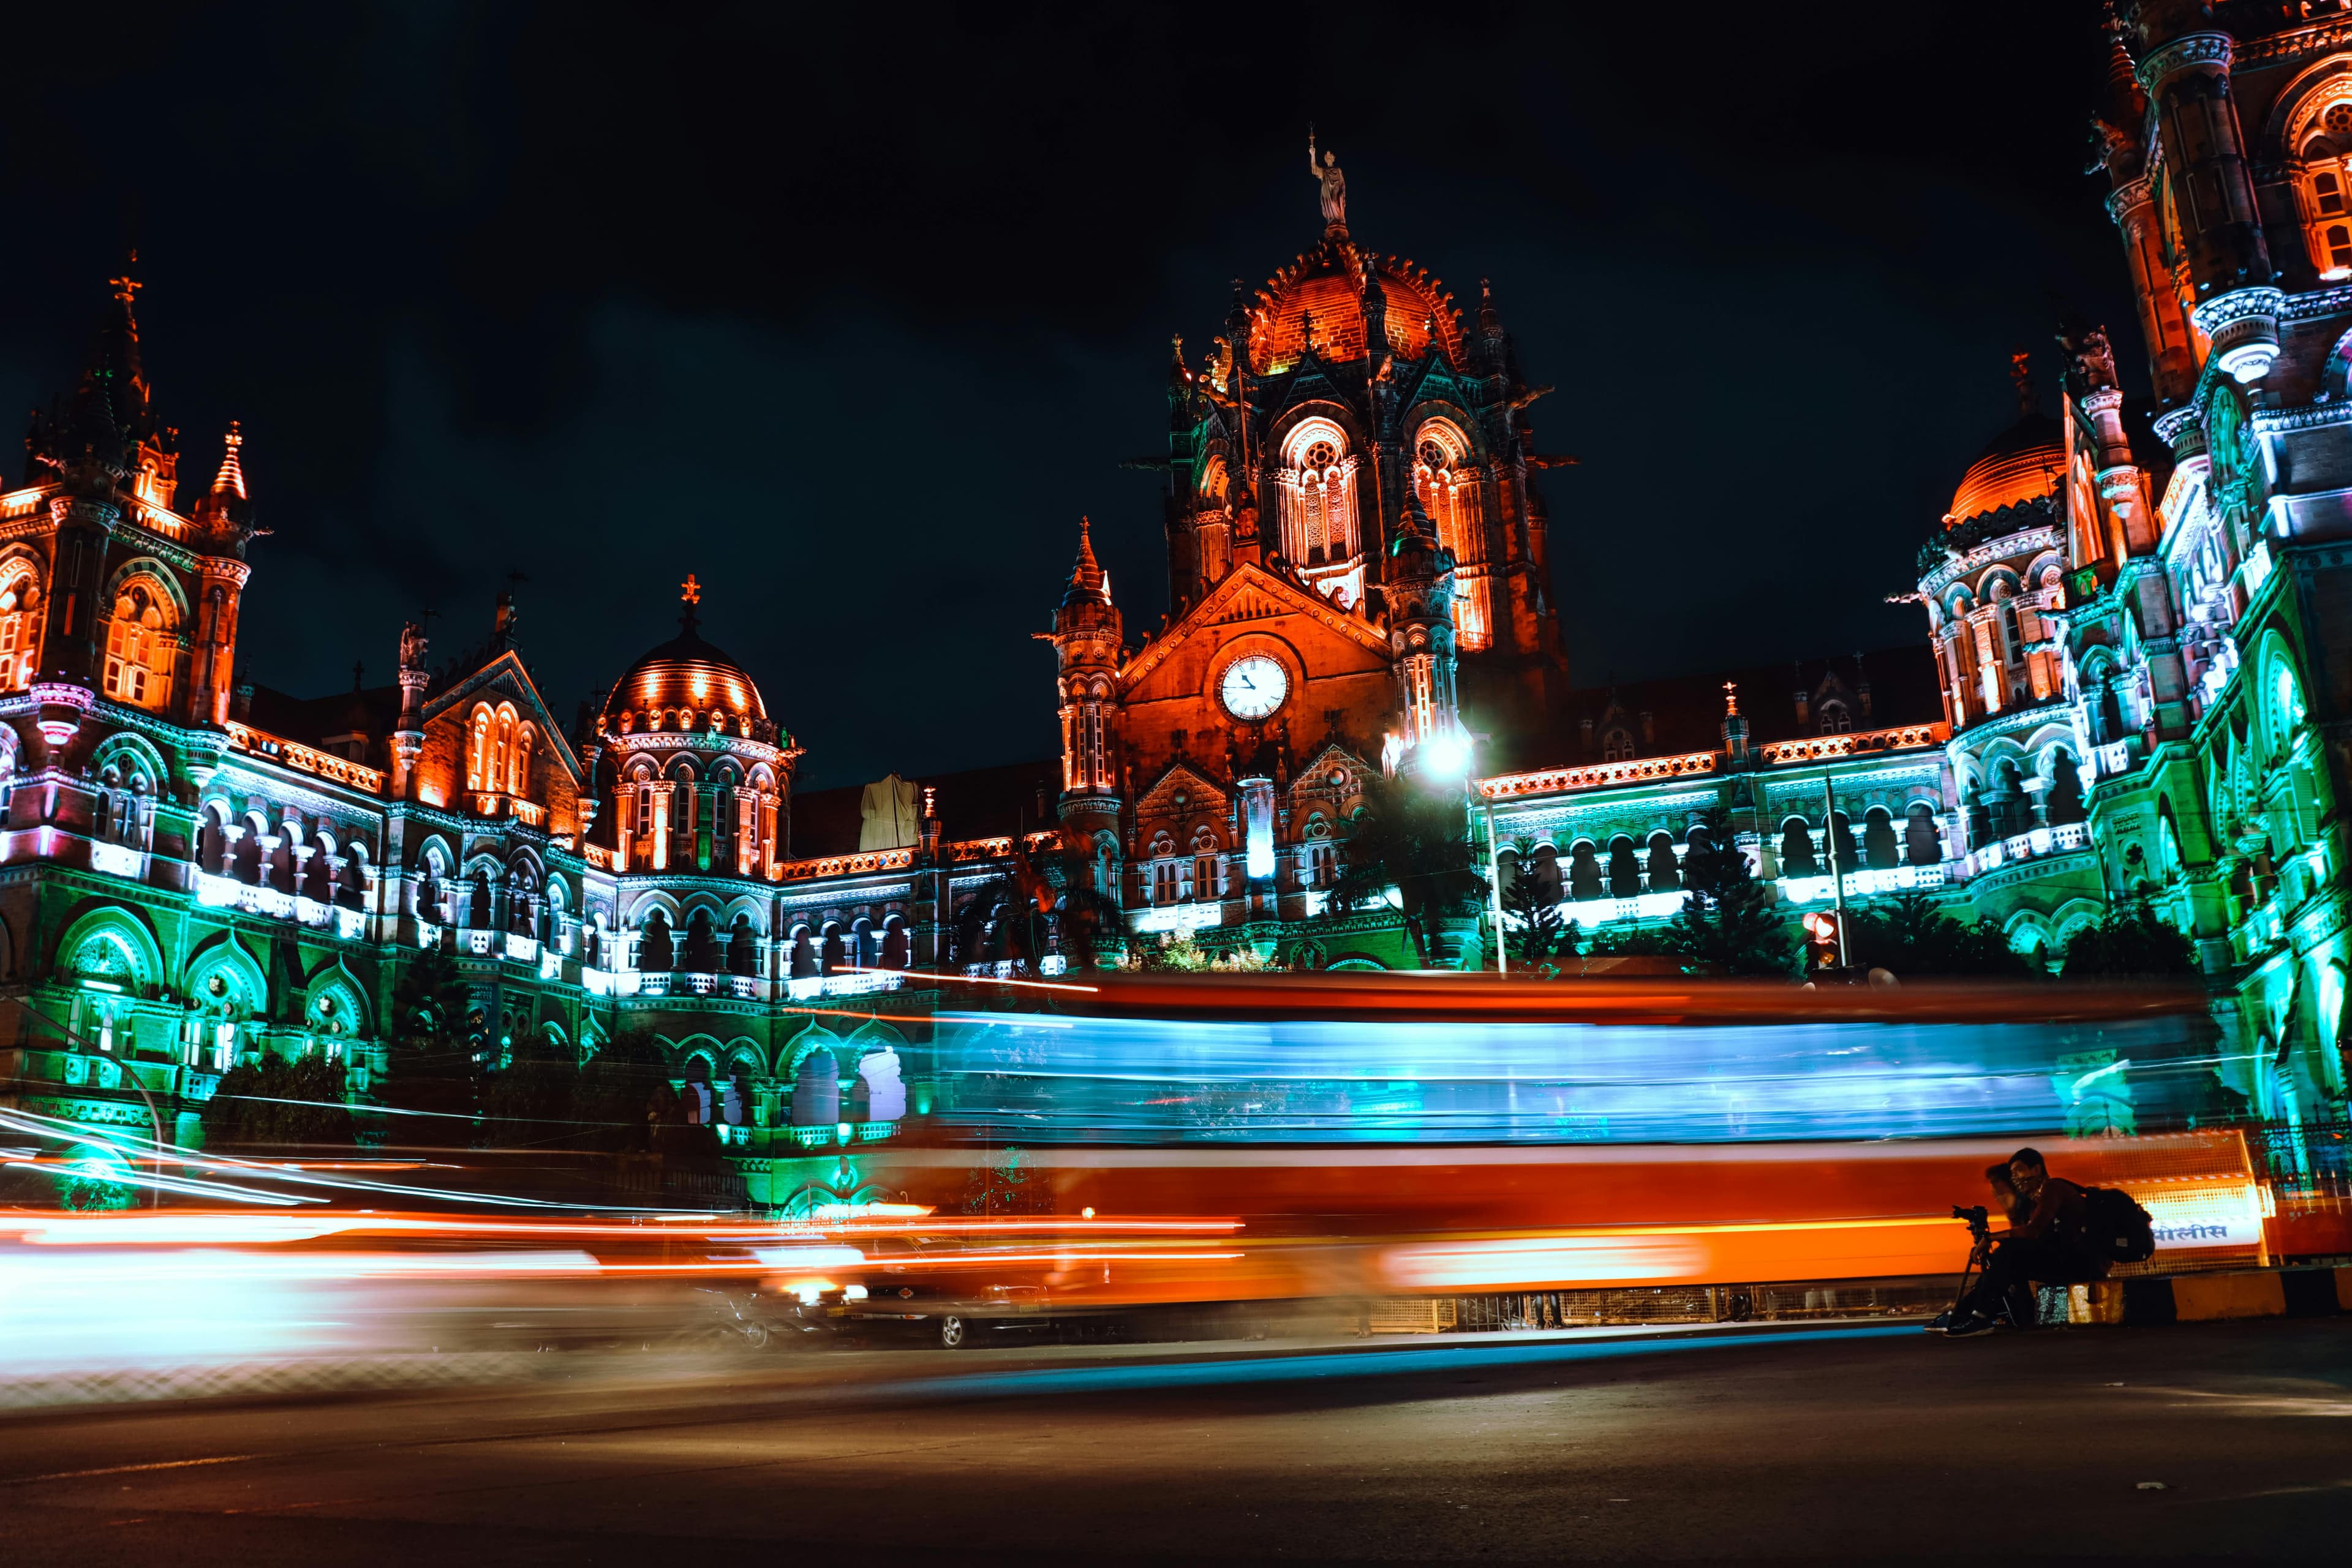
[[1219, 655, 1287, 720]]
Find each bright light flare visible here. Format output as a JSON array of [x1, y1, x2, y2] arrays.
[[1417, 730, 1470, 780]]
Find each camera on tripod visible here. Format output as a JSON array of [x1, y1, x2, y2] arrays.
[[1951, 1202, 1991, 1240]]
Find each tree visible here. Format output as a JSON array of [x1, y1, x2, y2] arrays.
[[573, 1027, 717, 1156], [1842, 889, 2035, 979], [1499, 839, 1576, 970], [1666, 808, 1795, 976], [952, 840, 1074, 976], [1036, 847, 1126, 971], [1327, 773, 1489, 968], [2060, 899, 2200, 980], [379, 946, 483, 1143], [201, 1052, 357, 1153], [961, 1144, 1054, 1215], [476, 1030, 581, 1150]]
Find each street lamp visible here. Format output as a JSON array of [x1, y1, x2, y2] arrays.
[[1409, 729, 1505, 976]]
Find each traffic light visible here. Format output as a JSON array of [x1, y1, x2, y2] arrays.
[[1801, 910, 1844, 971]]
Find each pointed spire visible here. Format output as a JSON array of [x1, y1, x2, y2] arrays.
[[1226, 278, 1251, 345], [1360, 252, 1390, 359], [1065, 515, 1108, 604], [91, 255, 153, 442], [210, 421, 246, 500], [1479, 277, 1502, 341], [2101, 3, 2144, 111], [1167, 331, 1188, 388]]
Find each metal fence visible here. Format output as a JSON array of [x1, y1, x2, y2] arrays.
[[1443, 1280, 1946, 1332], [2247, 1114, 2352, 1198]]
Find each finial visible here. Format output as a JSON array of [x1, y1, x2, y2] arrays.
[[353, 658, 364, 692], [1722, 680, 1740, 717], [109, 257, 141, 309], [211, 420, 246, 499], [679, 572, 702, 630], [2009, 349, 2035, 418]]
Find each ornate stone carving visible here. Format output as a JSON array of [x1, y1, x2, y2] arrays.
[[2135, 31, 2232, 92]]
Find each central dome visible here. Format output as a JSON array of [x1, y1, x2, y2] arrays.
[[1246, 236, 1465, 375], [1947, 413, 2063, 527], [605, 616, 770, 737]]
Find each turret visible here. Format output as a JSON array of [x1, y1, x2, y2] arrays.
[[2093, 15, 2197, 408], [187, 423, 257, 727], [1385, 496, 1463, 775], [1046, 516, 1124, 870], [2125, 2, 2277, 385], [391, 620, 430, 799]]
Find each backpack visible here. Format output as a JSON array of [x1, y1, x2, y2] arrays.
[[2082, 1184, 2157, 1264]]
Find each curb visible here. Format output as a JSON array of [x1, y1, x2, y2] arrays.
[[2068, 1265, 2352, 1326]]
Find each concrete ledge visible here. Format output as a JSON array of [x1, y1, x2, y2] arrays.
[[2068, 1266, 2351, 1326]]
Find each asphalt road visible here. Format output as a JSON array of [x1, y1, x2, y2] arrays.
[[3, 1317, 2348, 1564]]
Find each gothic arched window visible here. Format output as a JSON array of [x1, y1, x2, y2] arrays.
[[1278, 420, 1357, 566], [1601, 728, 1634, 763], [1817, 700, 1852, 735], [1412, 421, 1489, 650], [1904, 803, 1943, 866], [1779, 819, 1819, 878], [102, 579, 176, 711], [1191, 827, 1222, 902], [467, 705, 493, 791], [2298, 105, 2352, 277], [0, 565, 40, 691]]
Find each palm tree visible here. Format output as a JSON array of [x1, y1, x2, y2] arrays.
[[951, 845, 1122, 974], [1327, 772, 1488, 968]]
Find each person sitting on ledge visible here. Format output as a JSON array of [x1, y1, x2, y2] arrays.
[[1946, 1147, 2111, 1337]]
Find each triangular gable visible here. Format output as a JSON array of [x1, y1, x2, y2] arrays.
[[422, 649, 584, 784], [1287, 741, 1372, 801], [1121, 562, 1389, 693], [1134, 762, 1229, 821]]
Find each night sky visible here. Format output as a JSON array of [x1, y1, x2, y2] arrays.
[[0, 2, 2133, 789]]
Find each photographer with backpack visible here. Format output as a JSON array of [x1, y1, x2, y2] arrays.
[[1945, 1147, 2154, 1337]]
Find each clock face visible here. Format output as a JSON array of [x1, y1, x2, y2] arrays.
[[1219, 655, 1287, 720]]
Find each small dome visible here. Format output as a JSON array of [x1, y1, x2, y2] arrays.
[[605, 619, 769, 736], [1948, 413, 2063, 526], [1246, 236, 1463, 375]]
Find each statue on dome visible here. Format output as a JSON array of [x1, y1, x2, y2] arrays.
[[1308, 131, 1346, 230]]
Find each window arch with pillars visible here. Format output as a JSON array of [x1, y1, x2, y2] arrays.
[[1412, 418, 1490, 650], [1276, 418, 1359, 567], [466, 701, 533, 797], [0, 557, 43, 692], [101, 573, 180, 712], [2293, 92, 2352, 279]]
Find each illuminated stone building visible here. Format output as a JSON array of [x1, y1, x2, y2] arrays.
[[1474, 1, 2352, 1125], [13, 2, 2352, 1200], [1047, 190, 1571, 962], [1046, 3, 2352, 1136], [0, 273, 1060, 1207]]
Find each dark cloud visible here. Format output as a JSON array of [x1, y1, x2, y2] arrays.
[[0, 1, 2129, 785]]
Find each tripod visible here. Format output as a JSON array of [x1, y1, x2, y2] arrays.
[[1937, 1205, 1994, 1330]]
